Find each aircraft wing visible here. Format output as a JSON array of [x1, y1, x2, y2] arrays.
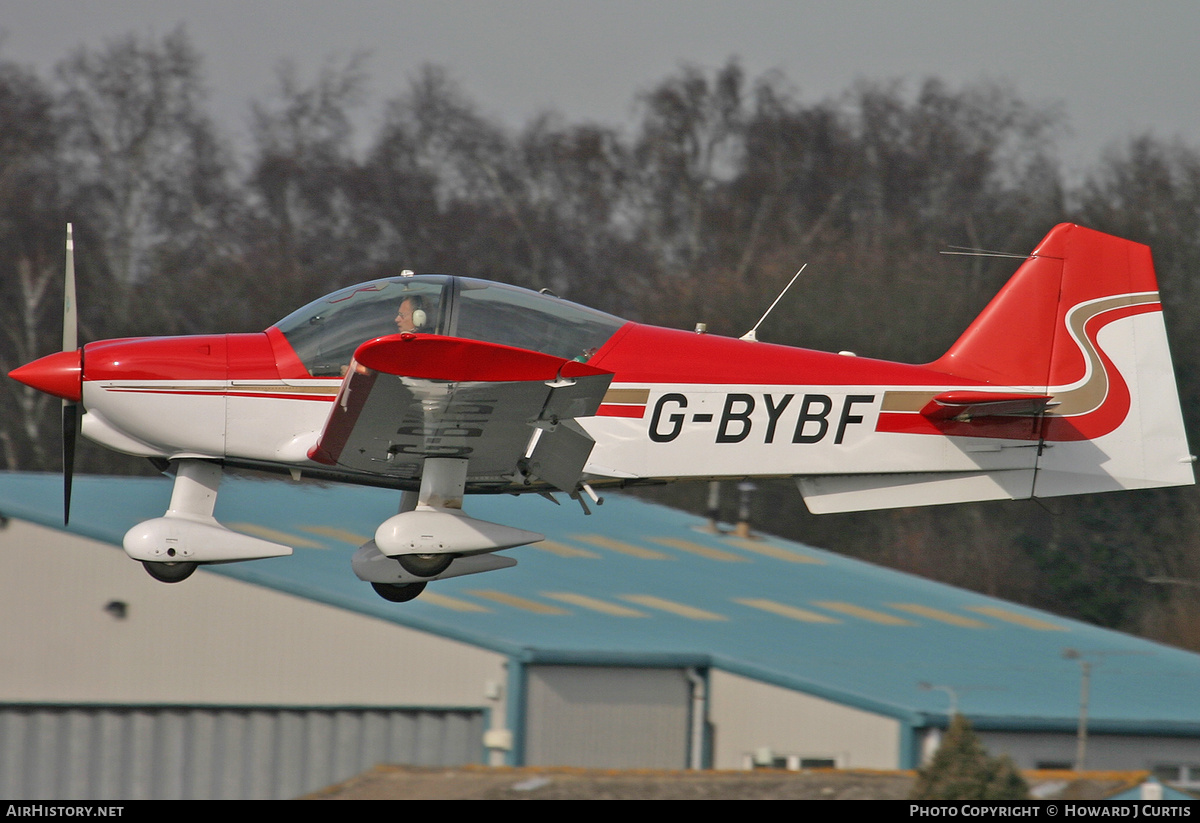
[[307, 334, 613, 492]]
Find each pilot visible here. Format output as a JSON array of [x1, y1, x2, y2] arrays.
[[395, 295, 427, 334], [341, 294, 431, 377]]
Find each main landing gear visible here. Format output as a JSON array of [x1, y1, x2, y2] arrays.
[[357, 458, 543, 603], [370, 581, 428, 602], [141, 560, 198, 583]]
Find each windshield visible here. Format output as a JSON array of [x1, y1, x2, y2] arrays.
[[273, 277, 450, 376], [272, 275, 625, 377]]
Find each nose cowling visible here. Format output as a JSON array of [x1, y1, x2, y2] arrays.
[[8, 349, 82, 402]]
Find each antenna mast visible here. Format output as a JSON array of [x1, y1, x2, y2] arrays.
[[741, 264, 806, 342]]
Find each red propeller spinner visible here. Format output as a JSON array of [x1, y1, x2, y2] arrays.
[[9, 349, 83, 402]]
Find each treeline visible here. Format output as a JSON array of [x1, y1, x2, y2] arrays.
[[2, 30, 1199, 648]]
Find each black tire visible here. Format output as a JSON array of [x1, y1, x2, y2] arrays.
[[371, 581, 427, 603], [395, 553, 454, 577], [142, 561, 198, 583]]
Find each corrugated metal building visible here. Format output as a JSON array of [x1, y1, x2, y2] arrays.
[[1, 472, 1198, 799]]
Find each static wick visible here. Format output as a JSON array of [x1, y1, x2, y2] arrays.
[[940, 245, 1030, 260]]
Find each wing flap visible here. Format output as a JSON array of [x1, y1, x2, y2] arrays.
[[527, 419, 597, 492]]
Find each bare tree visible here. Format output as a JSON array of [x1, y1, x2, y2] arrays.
[[0, 59, 62, 470], [631, 61, 747, 278], [56, 27, 235, 333]]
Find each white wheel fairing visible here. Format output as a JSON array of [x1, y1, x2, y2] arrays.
[[395, 553, 454, 577]]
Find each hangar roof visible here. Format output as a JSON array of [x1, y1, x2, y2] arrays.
[[1, 471, 1197, 734]]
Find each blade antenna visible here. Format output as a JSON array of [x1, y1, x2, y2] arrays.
[[741, 264, 807, 342], [62, 224, 79, 524]]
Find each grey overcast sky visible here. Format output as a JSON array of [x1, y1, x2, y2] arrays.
[[1, 0, 1198, 175]]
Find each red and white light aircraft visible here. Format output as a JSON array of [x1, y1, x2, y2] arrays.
[[9, 224, 1195, 602]]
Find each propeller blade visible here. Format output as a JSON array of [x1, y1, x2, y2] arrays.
[[62, 224, 79, 525], [62, 400, 78, 525], [63, 223, 76, 353]]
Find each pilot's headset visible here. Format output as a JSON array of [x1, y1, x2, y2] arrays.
[[401, 294, 427, 330]]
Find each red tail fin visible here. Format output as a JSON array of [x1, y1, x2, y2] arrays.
[[930, 223, 1157, 388]]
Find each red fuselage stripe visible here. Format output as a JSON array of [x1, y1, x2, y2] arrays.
[[597, 404, 646, 418]]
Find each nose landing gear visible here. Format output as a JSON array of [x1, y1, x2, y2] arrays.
[[142, 560, 198, 583]]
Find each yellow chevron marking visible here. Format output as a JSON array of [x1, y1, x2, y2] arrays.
[[650, 537, 746, 562], [533, 540, 601, 559], [227, 523, 325, 549], [467, 590, 570, 614], [735, 599, 841, 623], [620, 595, 727, 621], [889, 603, 990, 628], [812, 602, 914, 625], [571, 534, 672, 560], [301, 525, 370, 545], [418, 592, 492, 612], [542, 592, 648, 617], [967, 606, 1069, 631], [722, 538, 825, 564]]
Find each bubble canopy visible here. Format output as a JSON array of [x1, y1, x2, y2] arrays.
[[272, 275, 627, 377]]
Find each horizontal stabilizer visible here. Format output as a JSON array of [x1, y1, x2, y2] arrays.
[[797, 471, 1036, 514], [920, 391, 1055, 420]]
